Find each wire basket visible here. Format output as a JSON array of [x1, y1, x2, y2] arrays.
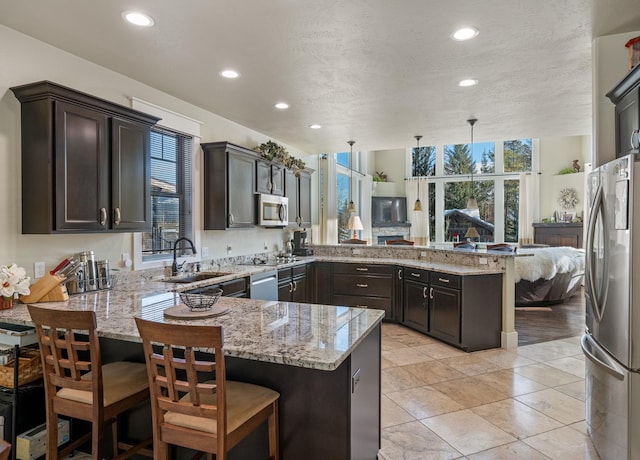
[[179, 288, 223, 311]]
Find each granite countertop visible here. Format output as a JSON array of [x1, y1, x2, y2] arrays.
[[312, 256, 504, 275], [0, 275, 383, 372]]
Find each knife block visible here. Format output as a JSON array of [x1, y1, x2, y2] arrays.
[[19, 274, 69, 303]]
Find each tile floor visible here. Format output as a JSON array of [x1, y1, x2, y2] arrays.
[[378, 323, 600, 460]]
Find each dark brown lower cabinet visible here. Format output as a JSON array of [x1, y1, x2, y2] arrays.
[[332, 263, 395, 320], [278, 265, 307, 302], [402, 278, 429, 333]]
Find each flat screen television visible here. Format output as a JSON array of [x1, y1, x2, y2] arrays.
[[371, 197, 407, 225]]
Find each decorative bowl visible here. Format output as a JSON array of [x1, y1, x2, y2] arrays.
[[179, 288, 223, 311]]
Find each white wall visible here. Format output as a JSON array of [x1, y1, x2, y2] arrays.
[[0, 25, 314, 277], [370, 148, 406, 196], [538, 135, 591, 220]]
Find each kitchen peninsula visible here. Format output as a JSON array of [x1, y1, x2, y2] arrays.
[[0, 277, 383, 460]]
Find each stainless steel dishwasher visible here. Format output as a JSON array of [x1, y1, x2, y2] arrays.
[[250, 269, 278, 300]]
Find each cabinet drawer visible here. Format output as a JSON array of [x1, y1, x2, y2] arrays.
[[333, 275, 392, 297], [403, 267, 429, 282], [277, 267, 291, 281], [220, 278, 247, 296], [430, 271, 460, 289], [332, 294, 392, 311], [333, 263, 393, 276], [292, 265, 306, 278]]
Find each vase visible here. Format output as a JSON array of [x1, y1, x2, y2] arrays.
[[0, 296, 13, 310]]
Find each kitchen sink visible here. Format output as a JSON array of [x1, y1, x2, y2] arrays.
[[162, 272, 233, 284]]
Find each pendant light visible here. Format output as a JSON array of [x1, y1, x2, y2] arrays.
[[347, 140, 356, 213], [413, 135, 423, 211], [466, 118, 479, 210]]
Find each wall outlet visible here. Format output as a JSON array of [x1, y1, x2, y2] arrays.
[[201, 247, 209, 257], [264, 241, 268, 251], [34, 261, 45, 279], [479, 257, 488, 265], [420, 251, 427, 258], [226, 244, 232, 254], [352, 248, 362, 255]]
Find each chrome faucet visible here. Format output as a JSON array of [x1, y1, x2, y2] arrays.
[[172, 237, 197, 276]]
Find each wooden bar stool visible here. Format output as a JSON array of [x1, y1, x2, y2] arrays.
[[134, 317, 280, 460], [27, 305, 152, 460]]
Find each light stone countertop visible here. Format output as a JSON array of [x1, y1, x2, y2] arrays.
[[0, 275, 383, 371]]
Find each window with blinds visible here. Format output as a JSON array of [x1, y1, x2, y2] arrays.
[[141, 127, 193, 259]]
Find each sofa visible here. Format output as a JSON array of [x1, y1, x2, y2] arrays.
[[514, 246, 585, 307]]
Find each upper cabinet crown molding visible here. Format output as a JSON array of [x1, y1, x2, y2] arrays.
[[11, 80, 161, 125], [11, 80, 160, 234]]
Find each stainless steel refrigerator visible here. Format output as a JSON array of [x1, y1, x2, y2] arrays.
[[583, 153, 640, 460]]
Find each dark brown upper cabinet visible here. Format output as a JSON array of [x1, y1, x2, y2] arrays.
[[202, 142, 257, 229], [256, 159, 285, 196], [284, 168, 313, 228], [202, 141, 313, 230], [11, 81, 160, 234], [607, 65, 640, 158]]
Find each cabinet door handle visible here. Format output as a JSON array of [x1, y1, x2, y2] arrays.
[[438, 277, 450, 283], [113, 207, 121, 226], [398, 269, 403, 280], [356, 283, 368, 288], [356, 267, 368, 272], [228, 213, 234, 226], [411, 272, 421, 278], [632, 129, 640, 150], [296, 216, 302, 225], [289, 282, 293, 293], [430, 287, 434, 299], [356, 305, 368, 308], [99, 208, 107, 226], [293, 280, 297, 291], [423, 286, 428, 299], [267, 180, 273, 192]]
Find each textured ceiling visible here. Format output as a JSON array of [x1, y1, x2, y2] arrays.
[[1, 0, 638, 153]]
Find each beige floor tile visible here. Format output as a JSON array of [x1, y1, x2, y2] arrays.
[[513, 363, 583, 387], [467, 440, 551, 459], [544, 356, 585, 378], [412, 342, 468, 360], [382, 337, 411, 351], [387, 386, 464, 419], [554, 380, 585, 401], [381, 421, 463, 460], [560, 336, 582, 346], [515, 388, 585, 425], [381, 394, 415, 428], [388, 331, 439, 347], [403, 360, 466, 385], [516, 345, 568, 362], [431, 376, 509, 408], [382, 366, 430, 393], [439, 354, 503, 376], [568, 420, 588, 435], [472, 348, 536, 369], [471, 399, 563, 439], [473, 369, 547, 397], [421, 409, 517, 456], [523, 426, 600, 460], [381, 355, 396, 369], [382, 347, 432, 366], [535, 339, 582, 357]]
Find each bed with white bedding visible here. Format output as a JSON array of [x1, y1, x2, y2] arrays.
[[514, 246, 585, 306]]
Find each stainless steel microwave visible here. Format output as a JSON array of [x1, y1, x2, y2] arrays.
[[258, 193, 288, 227]]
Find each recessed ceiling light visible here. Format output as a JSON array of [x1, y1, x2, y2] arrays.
[[275, 102, 289, 109], [452, 27, 479, 41], [309, 124, 321, 129], [122, 11, 155, 27], [458, 79, 479, 87], [220, 69, 240, 79]]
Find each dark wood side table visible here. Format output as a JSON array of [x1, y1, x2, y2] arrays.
[[532, 223, 584, 248]]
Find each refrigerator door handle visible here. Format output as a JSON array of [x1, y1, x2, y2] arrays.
[[581, 333, 625, 381], [585, 184, 607, 321]]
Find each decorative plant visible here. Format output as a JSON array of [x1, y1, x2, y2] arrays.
[[253, 140, 306, 176], [558, 166, 575, 175], [373, 171, 388, 182]]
